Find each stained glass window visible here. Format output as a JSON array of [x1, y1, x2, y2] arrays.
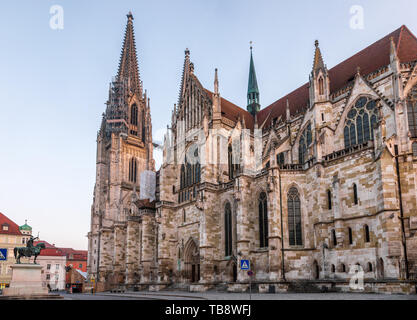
[[344, 97, 378, 148]]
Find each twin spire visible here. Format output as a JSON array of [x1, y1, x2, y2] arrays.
[[118, 12, 142, 95]]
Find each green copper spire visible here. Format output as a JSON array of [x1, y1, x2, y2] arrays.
[[247, 43, 260, 116]]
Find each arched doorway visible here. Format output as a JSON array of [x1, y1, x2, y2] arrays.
[[184, 238, 200, 283]]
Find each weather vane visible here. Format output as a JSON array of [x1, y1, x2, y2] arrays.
[[250, 41, 253, 50]]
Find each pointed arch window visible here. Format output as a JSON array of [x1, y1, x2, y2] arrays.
[[288, 187, 302, 246], [258, 192, 268, 248], [224, 202, 233, 257], [344, 97, 378, 148], [364, 224, 370, 243], [348, 227, 353, 245], [129, 157, 137, 183], [228, 144, 240, 179], [141, 109, 146, 142], [353, 183, 358, 205], [407, 85, 417, 138], [331, 229, 337, 247], [298, 123, 312, 164], [130, 104, 138, 126], [277, 152, 285, 165], [327, 189, 332, 210], [318, 77, 324, 95]]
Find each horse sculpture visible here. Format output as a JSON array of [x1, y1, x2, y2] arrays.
[[14, 242, 46, 264]]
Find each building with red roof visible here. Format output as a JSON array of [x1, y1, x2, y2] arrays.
[[0, 212, 28, 289]]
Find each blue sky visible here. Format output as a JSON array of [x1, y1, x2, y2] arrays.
[[0, 0, 416, 249]]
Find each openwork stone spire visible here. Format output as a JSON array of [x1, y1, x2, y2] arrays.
[[117, 12, 141, 95], [312, 40, 325, 74]]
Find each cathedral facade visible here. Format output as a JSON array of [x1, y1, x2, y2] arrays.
[[88, 14, 417, 293]]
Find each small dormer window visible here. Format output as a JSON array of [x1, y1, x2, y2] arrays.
[[2, 224, 8, 231]]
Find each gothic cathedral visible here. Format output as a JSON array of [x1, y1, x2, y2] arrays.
[[88, 13, 417, 293]]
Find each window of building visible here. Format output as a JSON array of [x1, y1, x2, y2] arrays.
[[130, 104, 138, 126], [79, 264, 83, 269], [288, 187, 302, 246], [224, 202, 233, 257], [367, 262, 373, 272], [331, 264, 335, 273], [258, 192, 268, 248], [407, 85, 417, 138], [128, 157, 137, 183], [141, 109, 146, 142], [348, 227, 353, 245], [344, 97, 378, 148], [327, 189, 332, 210], [183, 209, 186, 223], [340, 263, 346, 273], [47, 264, 51, 270], [265, 161, 270, 169], [2, 224, 8, 231], [331, 229, 337, 247], [412, 142, 417, 157], [353, 183, 358, 205], [318, 77, 324, 95], [55, 264, 59, 270], [228, 144, 240, 179], [364, 224, 370, 243], [277, 152, 285, 165], [298, 123, 312, 164], [46, 274, 50, 280]]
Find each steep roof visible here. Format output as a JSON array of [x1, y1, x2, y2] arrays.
[[257, 25, 417, 127], [0, 212, 22, 236], [204, 89, 254, 129]]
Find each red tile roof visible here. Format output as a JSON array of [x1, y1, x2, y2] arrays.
[[257, 25, 417, 128], [39, 247, 66, 257], [0, 212, 22, 236], [59, 248, 88, 261], [205, 26, 417, 130], [204, 89, 255, 129], [34, 240, 55, 248]]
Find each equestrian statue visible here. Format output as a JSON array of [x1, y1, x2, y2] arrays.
[[14, 235, 46, 264]]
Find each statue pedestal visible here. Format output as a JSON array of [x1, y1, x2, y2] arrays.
[[2, 264, 48, 297]]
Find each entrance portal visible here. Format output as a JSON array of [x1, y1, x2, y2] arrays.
[[184, 238, 200, 283]]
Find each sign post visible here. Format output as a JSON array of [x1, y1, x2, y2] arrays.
[[247, 271, 253, 300], [240, 260, 251, 300]]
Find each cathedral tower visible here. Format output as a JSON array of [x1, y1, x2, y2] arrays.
[[87, 12, 154, 287]]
